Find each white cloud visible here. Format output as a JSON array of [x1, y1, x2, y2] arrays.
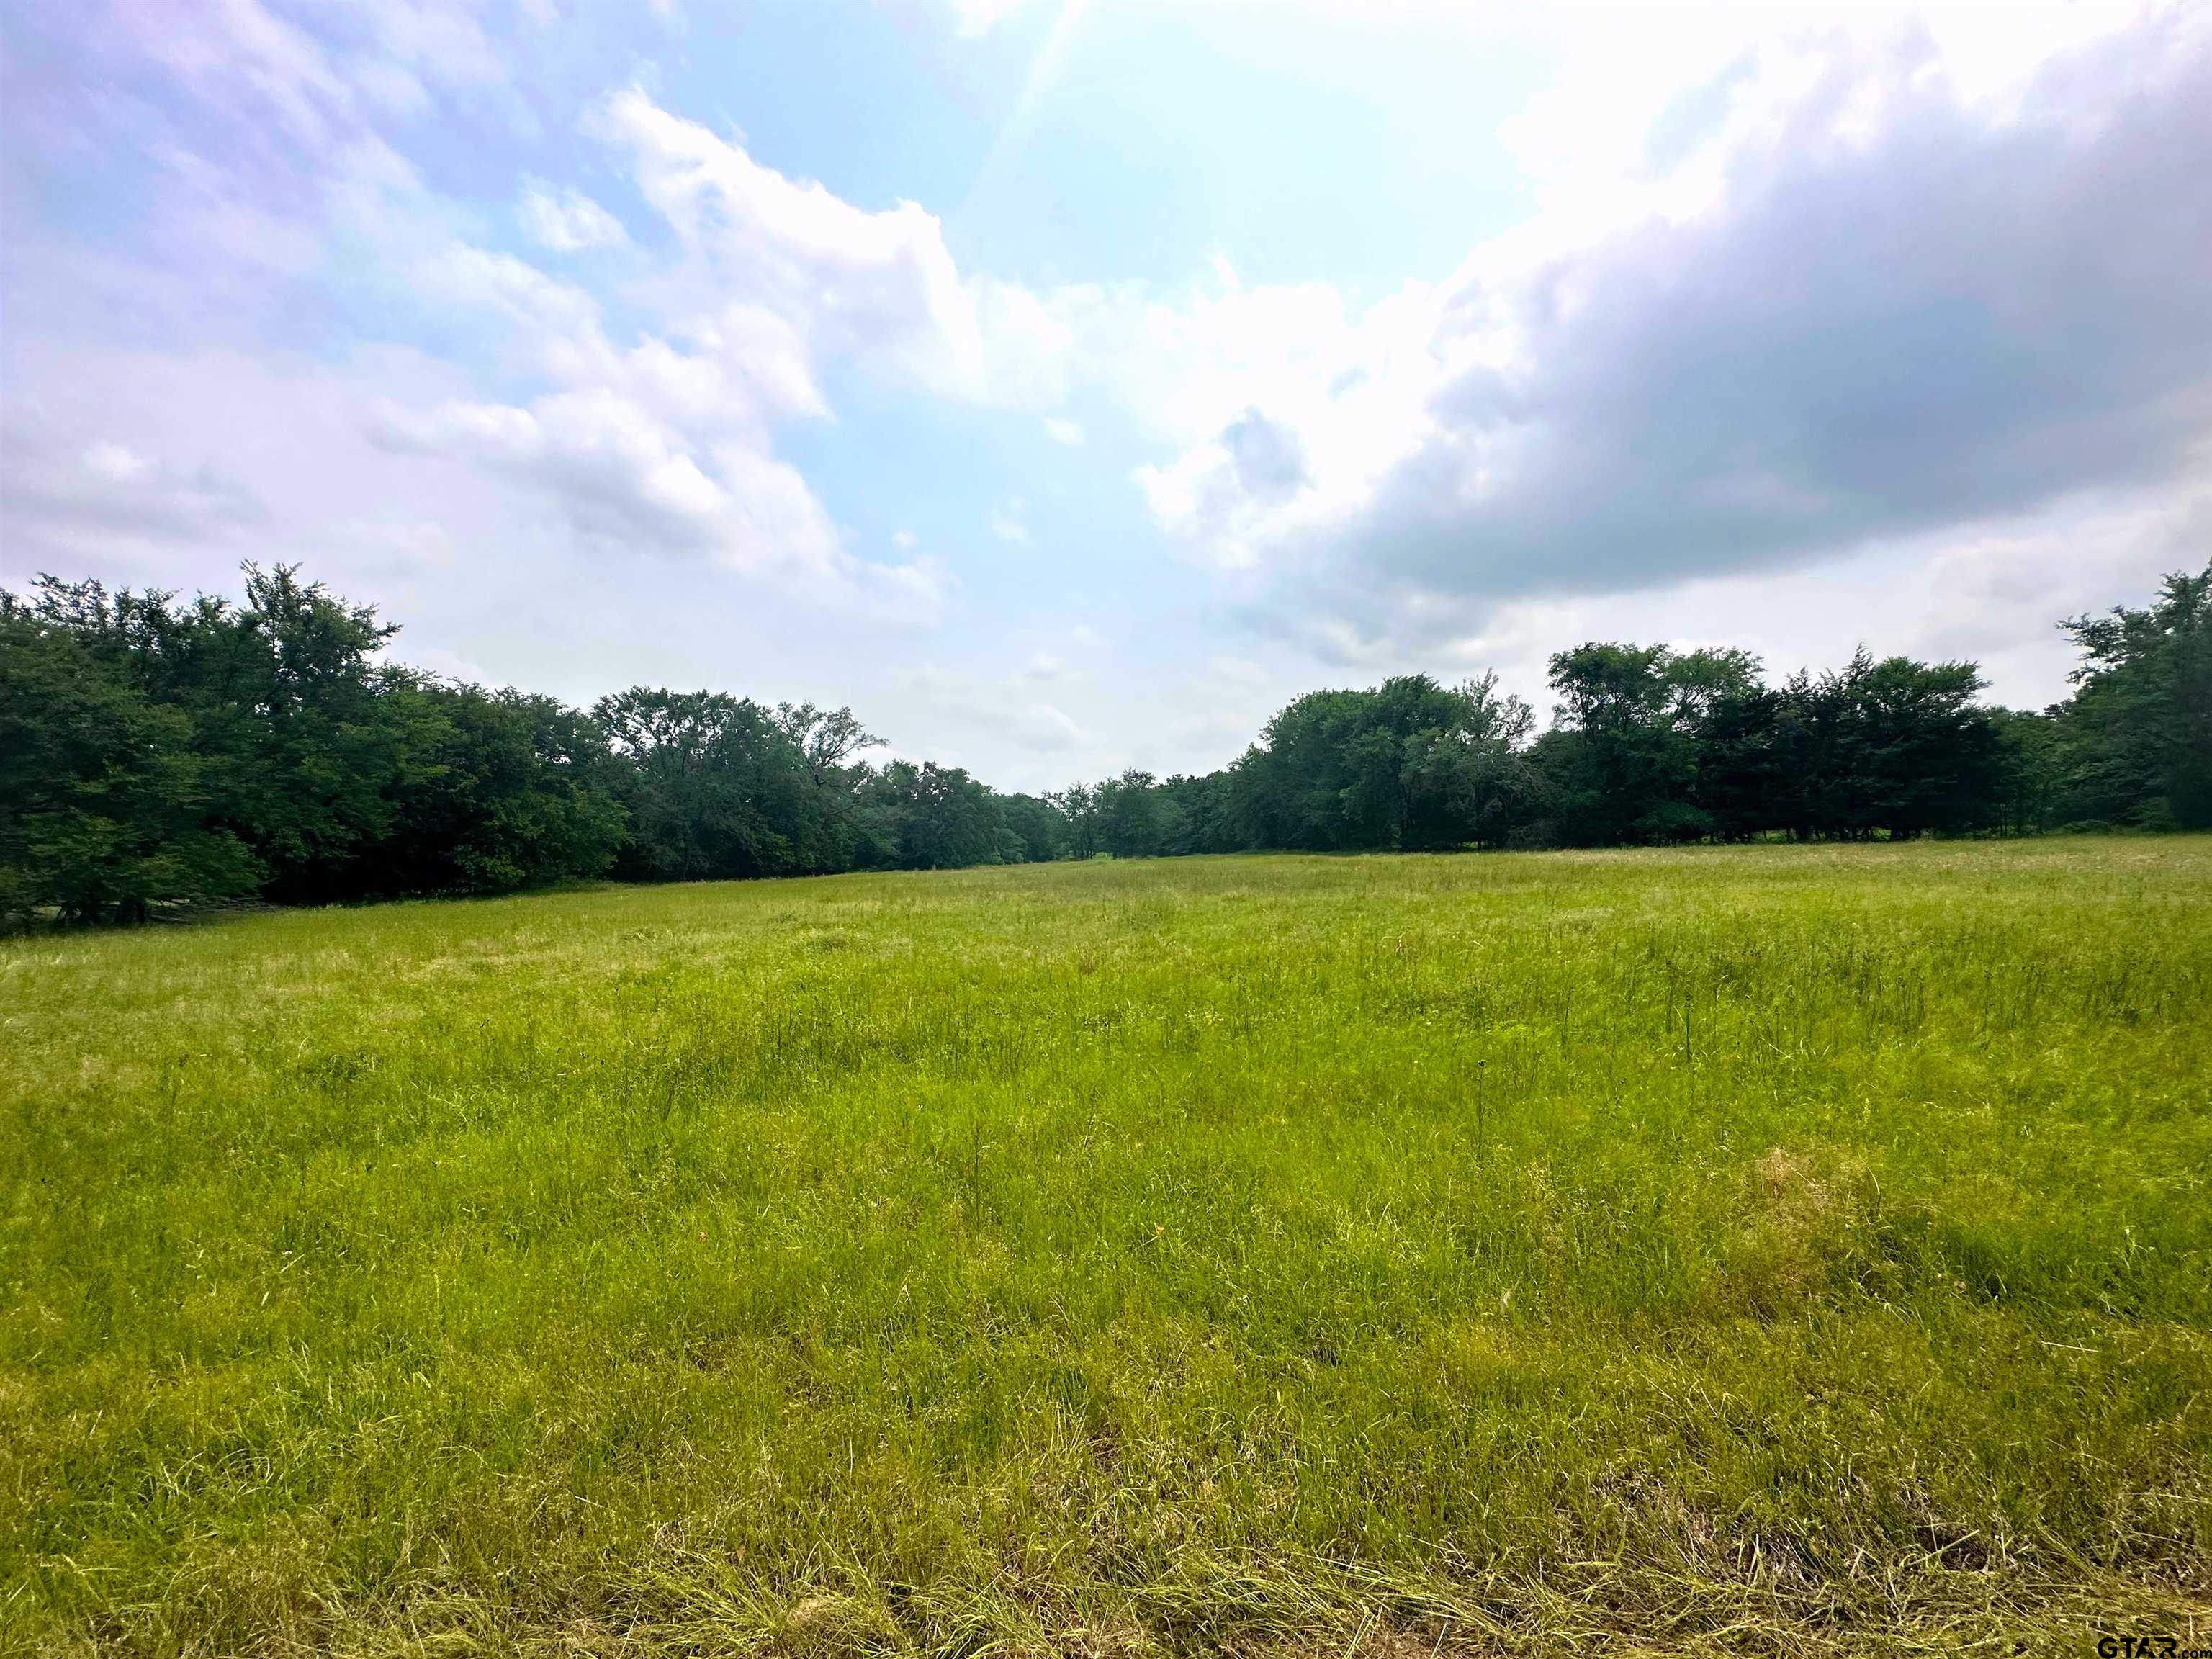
[[1121, 10, 2212, 656], [369, 387, 867, 594], [517, 180, 630, 251], [590, 85, 1079, 408], [1044, 415, 1084, 445], [989, 498, 1030, 544]]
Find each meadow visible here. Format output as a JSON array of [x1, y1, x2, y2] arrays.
[[4, 840, 2210, 1656]]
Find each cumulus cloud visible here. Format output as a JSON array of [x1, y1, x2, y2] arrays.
[[367, 389, 942, 620], [372, 390, 803, 553], [1132, 12, 2212, 655], [315, 80, 1100, 618], [8, 13, 1026, 629], [590, 85, 1082, 408]]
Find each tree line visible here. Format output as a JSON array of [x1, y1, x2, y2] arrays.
[[4, 558, 2206, 924]]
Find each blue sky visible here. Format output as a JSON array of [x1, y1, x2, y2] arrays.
[[4, 1, 2209, 791]]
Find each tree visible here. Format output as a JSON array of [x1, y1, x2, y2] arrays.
[[2055, 562, 2212, 829], [1759, 652, 1997, 840], [9, 553, 2197, 926], [203, 564, 417, 902], [999, 793, 1071, 863], [773, 701, 881, 783], [1094, 769, 1173, 858], [0, 600, 258, 924], [1693, 683, 1795, 840], [1159, 770, 1241, 855], [377, 685, 629, 894], [1229, 688, 1377, 850], [1989, 706, 2061, 836], [1687, 650, 2004, 841], [1229, 674, 1542, 852], [1821, 652, 2002, 839], [594, 688, 819, 880], [1396, 673, 1547, 849], [1540, 644, 1759, 844], [862, 761, 1011, 869]]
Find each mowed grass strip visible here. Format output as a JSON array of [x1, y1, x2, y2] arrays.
[[3, 840, 2209, 1656]]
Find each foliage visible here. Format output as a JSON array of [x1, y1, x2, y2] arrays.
[[2056, 564, 2212, 828], [6, 557, 2209, 925], [380, 685, 631, 894], [997, 791, 1071, 863], [1537, 643, 1759, 845], [0, 566, 1064, 920], [1054, 769, 1177, 859], [1692, 651, 2005, 841], [0, 594, 258, 925], [860, 760, 1035, 870], [1223, 673, 1545, 852], [594, 688, 824, 881]]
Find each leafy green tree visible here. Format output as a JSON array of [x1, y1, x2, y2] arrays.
[[1159, 770, 1241, 855], [773, 701, 881, 782], [5, 566, 421, 904], [1989, 706, 2062, 836], [1231, 674, 1541, 851], [379, 685, 629, 894], [593, 688, 819, 880], [769, 700, 883, 868], [1539, 644, 1759, 844], [1793, 652, 2001, 840], [13, 552, 2203, 925], [1094, 769, 1173, 858], [1691, 651, 2003, 840], [1396, 673, 1547, 849], [999, 793, 1071, 862], [0, 600, 258, 924], [1051, 772, 1178, 860], [862, 761, 1011, 869], [1693, 683, 1795, 840], [1230, 688, 1372, 850], [1050, 781, 1100, 859], [199, 565, 418, 902], [2055, 562, 2212, 829]]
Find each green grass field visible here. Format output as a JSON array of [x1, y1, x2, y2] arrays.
[[5, 841, 2211, 1656]]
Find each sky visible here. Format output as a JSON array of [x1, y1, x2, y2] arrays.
[[3, 0, 2209, 792]]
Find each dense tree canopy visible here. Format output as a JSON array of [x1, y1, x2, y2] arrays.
[[2055, 567, 2212, 830], [1226, 674, 1545, 853], [4, 557, 2206, 924]]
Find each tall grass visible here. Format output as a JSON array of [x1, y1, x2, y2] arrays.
[[4, 839, 2209, 1655]]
